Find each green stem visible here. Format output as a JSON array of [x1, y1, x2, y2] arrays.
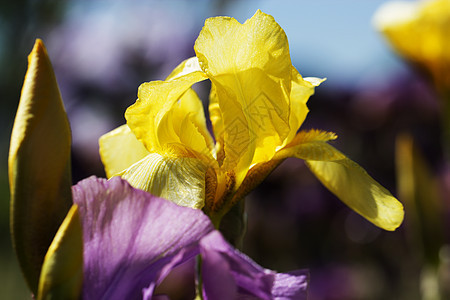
[[195, 255, 204, 300], [440, 90, 450, 160]]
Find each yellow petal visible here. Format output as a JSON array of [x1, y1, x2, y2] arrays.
[[99, 124, 150, 178], [195, 10, 293, 184], [279, 130, 404, 230], [305, 148, 404, 231], [118, 153, 208, 209], [283, 71, 325, 147], [162, 88, 215, 158], [208, 83, 225, 164], [165, 56, 203, 81], [125, 70, 212, 159], [37, 205, 83, 300], [8, 39, 73, 293], [275, 129, 342, 161], [164, 57, 215, 156]]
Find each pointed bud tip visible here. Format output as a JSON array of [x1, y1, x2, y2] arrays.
[[29, 39, 48, 64], [34, 38, 44, 50]]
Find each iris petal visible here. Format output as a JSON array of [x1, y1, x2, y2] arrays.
[[73, 176, 214, 300], [275, 129, 342, 161], [195, 10, 293, 185], [165, 57, 215, 157], [285, 70, 325, 148], [118, 153, 209, 209], [125, 70, 209, 157], [99, 124, 149, 178], [306, 155, 404, 231], [200, 231, 308, 299], [274, 129, 404, 230]]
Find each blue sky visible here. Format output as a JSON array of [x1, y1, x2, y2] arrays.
[[223, 0, 411, 89]]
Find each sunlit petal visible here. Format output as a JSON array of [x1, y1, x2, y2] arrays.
[[283, 70, 325, 147], [306, 149, 404, 231], [125, 70, 209, 158], [165, 57, 215, 157], [196, 10, 293, 185], [165, 56, 203, 81], [232, 129, 336, 205], [99, 124, 149, 178], [73, 177, 213, 300], [208, 83, 225, 164], [275, 129, 342, 161], [118, 153, 209, 209]]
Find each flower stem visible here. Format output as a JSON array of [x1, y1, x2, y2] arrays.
[[195, 255, 204, 300]]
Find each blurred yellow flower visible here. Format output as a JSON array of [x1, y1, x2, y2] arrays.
[[100, 10, 404, 230], [374, 0, 450, 90]]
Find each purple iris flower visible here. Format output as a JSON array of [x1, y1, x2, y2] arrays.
[[73, 176, 308, 299]]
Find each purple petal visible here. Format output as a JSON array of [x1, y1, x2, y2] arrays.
[[72, 176, 214, 300], [272, 270, 309, 300], [200, 231, 308, 300], [200, 245, 237, 300]]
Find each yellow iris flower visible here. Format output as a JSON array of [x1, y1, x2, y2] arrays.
[[374, 0, 450, 90], [100, 10, 404, 230]]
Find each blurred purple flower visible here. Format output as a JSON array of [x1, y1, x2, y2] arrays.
[[45, 1, 207, 173], [73, 176, 308, 299], [48, 1, 201, 92]]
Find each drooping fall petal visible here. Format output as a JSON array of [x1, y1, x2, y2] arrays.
[[8, 39, 73, 293], [99, 124, 149, 178], [72, 176, 214, 300], [118, 153, 209, 209], [306, 156, 404, 231], [273, 129, 404, 231]]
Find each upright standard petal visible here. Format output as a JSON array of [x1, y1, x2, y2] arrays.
[[195, 10, 293, 185], [73, 176, 214, 300], [164, 57, 215, 156], [125, 70, 211, 158], [200, 231, 308, 300], [284, 71, 325, 148], [8, 39, 73, 293]]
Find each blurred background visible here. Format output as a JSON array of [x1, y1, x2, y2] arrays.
[[1, 0, 449, 299]]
